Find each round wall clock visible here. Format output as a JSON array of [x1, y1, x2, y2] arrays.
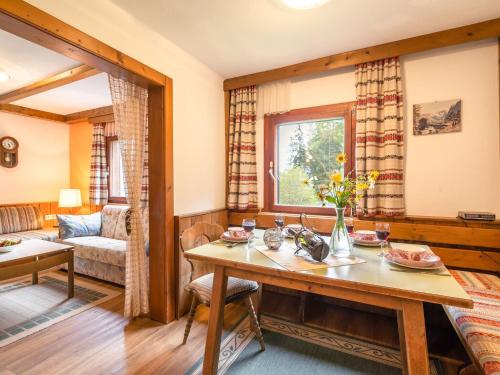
[[0, 136, 19, 168]]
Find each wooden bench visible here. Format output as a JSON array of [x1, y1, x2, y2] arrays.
[[444, 270, 500, 375]]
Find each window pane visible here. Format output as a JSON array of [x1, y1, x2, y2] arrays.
[[276, 118, 345, 207], [109, 140, 126, 197]]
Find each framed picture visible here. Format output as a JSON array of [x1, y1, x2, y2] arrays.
[[413, 99, 462, 136]]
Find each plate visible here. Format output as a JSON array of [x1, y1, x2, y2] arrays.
[[353, 239, 381, 247], [0, 245, 17, 253], [384, 252, 444, 270], [220, 232, 249, 243]]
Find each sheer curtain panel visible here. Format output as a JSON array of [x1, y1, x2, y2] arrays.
[[108, 75, 149, 318]]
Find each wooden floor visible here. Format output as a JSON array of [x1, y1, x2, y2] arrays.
[[0, 274, 246, 375]]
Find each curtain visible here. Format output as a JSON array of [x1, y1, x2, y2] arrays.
[[89, 123, 108, 205], [108, 75, 149, 318], [355, 57, 405, 217], [103, 120, 148, 205], [227, 86, 258, 210], [257, 79, 291, 117], [104, 121, 117, 137]]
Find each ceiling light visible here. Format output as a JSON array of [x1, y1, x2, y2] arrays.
[[282, 0, 330, 9], [0, 71, 10, 82]]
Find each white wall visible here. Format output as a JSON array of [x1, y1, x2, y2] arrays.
[[257, 39, 500, 218], [0, 112, 69, 203], [27, 0, 226, 215]]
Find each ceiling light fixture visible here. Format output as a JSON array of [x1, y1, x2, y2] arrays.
[[282, 0, 330, 9], [0, 70, 10, 82]]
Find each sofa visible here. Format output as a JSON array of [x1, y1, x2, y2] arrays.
[[0, 205, 59, 242], [58, 204, 148, 286]]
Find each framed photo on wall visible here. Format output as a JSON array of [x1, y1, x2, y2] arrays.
[[413, 99, 462, 136]]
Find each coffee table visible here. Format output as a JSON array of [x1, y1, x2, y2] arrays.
[[0, 239, 74, 298]]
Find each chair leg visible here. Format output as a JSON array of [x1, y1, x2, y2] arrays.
[[244, 295, 265, 351], [183, 295, 199, 345]]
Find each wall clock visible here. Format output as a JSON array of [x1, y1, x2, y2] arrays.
[[0, 136, 19, 168]]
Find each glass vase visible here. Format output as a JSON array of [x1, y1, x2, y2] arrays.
[[329, 207, 352, 257]]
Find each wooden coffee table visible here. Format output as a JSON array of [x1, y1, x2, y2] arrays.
[[0, 239, 74, 298]]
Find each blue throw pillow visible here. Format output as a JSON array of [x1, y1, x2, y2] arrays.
[[57, 212, 102, 240]]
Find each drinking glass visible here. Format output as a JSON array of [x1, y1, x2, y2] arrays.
[[242, 218, 256, 248], [345, 216, 354, 234], [375, 222, 390, 256], [274, 214, 285, 230]]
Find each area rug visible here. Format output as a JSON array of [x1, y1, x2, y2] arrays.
[[0, 272, 122, 348], [187, 314, 442, 374]]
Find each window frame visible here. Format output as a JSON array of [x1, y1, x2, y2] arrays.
[[263, 102, 355, 215], [105, 135, 127, 204]]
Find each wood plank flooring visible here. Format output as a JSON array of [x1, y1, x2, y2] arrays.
[[0, 274, 246, 375]]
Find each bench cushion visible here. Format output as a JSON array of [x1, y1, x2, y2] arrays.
[[59, 236, 126, 267], [0, 206, 42, 234], [0, 229, 58, 242], [446, 270, 500, 375]]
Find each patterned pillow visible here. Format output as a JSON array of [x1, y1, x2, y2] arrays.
[[57, 213, 102, 240]]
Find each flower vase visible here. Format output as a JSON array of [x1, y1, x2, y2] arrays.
[[329, 207, 352, 257]]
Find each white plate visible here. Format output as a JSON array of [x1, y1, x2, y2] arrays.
[[220, 232, 249, 243], [353, 239, 382, 247], [0, 245, 16, 253], [384, 253, 444, 270]]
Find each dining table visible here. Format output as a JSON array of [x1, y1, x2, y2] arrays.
[[183, 228, 473, 375]]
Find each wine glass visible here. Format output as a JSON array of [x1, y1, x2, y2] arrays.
[[274, 214, 285, 230], [242, 218, 256, 248], [375, 222, 390, 256]]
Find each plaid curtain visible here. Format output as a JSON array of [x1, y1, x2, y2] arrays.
[[89, 123, 108, 205], [355, 57, 405, 217], [227, 86, 258, 210]]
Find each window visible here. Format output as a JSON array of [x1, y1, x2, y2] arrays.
[[106, 136, 127, 203], [264, 102, 355, 215]]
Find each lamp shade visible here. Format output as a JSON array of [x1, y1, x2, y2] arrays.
[[59, 189, 82, 208]]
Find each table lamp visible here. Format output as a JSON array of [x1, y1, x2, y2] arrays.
[[59, 189, 82, 208]]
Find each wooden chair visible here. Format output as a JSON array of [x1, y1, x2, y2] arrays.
[[180, 222, 265, 350]]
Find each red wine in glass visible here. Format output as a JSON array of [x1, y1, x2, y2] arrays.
[[346, 225, 354, 234], [242, 219, 256, 233], [376, 230, 390, 241]]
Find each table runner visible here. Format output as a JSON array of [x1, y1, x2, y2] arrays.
[[255, 243, 365, 272]]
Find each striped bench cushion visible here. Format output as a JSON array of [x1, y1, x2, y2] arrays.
[[0, 206, 42, 234], [446, 270, 500, 375]]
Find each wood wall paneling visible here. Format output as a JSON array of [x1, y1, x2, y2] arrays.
[[224, 18, 500, 90], [175, 209, 228, 318], [65, 105, 114, 123]]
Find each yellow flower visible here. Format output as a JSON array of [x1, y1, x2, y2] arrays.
[[302, 178, 311, 186], [355, 194, 363, 203], [356, 182, 369, 190], [316, 191, 325, 201], [336, 153, 347, 164], [329, 171, 342, 184], [368, 170, 380, 182], [336, 191, 342, 197]]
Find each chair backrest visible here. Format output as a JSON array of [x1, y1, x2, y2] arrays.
[[180, 222, 224, 282], [180, 222, 224, 252]]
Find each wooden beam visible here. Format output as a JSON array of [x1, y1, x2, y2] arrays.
[[0, 65, 100, 104], [224, 18, 500, 90], [0, 103, 66, 122], [65, 105, 114, 123]]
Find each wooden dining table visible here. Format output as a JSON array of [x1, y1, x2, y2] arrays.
[[184, 229, 473, 375]]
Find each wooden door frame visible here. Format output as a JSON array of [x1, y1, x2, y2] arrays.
[[0, 1, 175, 323]]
